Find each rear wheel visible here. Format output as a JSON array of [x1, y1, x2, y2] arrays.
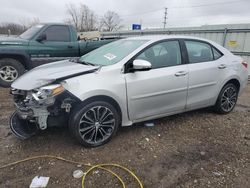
[[214, 83, 238, 114], [69, 101, 120, 147], [0, 58, 25, 88]]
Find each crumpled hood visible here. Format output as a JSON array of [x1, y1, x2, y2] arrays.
[[12, 60, 99, 90], [0, 36, 29, 46]]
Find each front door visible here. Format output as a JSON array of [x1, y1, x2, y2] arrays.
[[28, 25, 78, 65], [125, 40, 188, 121]]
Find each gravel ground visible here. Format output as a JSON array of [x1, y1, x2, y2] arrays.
[[0, 84, 250, 188]]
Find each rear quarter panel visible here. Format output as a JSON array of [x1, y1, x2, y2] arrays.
[[216, 54, 248, 98]]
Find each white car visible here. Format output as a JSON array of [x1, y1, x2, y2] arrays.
[[10, 36, 248, 147]]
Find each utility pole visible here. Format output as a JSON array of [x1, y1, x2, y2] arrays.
[[163, 7, 167, 29]]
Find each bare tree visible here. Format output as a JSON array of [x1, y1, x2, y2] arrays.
[[0, 23, 26, 35], [66, 4, 79, 30], [66, 3, 98, 31], [100, 11, 122, 31], [19, 17, 40, 29]]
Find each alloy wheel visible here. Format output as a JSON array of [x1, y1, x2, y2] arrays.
[[220, 86, 237, 112], [78, 106, 116, 145], [0, 65, 18, 82]]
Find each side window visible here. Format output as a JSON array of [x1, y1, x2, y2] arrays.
[[43, 26, 70, 42], [136, 41, 182, 69], [212, 47, 223, 60], [185, 41, 213, 63]]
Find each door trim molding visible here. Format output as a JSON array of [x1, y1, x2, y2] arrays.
[[188, 81, 217, 90], [131, 87, 187, 100]]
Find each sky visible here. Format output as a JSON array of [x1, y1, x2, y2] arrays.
[[0, 0, 250, 29]]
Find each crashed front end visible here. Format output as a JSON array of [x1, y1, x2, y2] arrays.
[[10, 84, 78, 139]]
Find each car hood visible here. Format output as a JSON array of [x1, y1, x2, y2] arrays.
[[0, 36, 29, 46], [11, 60, 99, 90]]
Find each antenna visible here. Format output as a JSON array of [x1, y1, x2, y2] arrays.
[[163, 7, 168, 29]]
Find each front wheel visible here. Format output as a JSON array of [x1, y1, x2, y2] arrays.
[[69, 101, 120, 147], [214, 83, 239, 114]]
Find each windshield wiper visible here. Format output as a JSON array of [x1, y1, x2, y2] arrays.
[[81, 61, 96, 66], [69, 58, 96, 66]]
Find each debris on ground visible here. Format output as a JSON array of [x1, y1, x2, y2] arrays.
[[144, 122, 155, 127], [73, 170, 85, 179], [93, 170, 100, 174], [29, 176, 50, 188], [212, 171, 224, 177], [200, 151, 206, 156]]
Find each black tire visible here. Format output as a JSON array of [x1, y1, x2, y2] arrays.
[[69, 101, 120, 147], [214, 83, 238, 114], [0, 58, 25, 88]]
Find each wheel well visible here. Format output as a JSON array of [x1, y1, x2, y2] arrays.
[[225, 79, 240, 90], [81, 95, 122, 121], [0, 55, 27, 69]]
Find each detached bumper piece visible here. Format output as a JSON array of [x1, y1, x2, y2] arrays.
[[10, 111, 39, 139]]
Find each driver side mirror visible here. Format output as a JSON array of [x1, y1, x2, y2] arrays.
[[36, 33, 47, 42], [132, 59, 152, 71]]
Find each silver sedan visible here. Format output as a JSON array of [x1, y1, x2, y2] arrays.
[[10, 36, 249, 147]]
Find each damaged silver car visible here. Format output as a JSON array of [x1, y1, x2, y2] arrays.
[[10, 36, 249, 147]]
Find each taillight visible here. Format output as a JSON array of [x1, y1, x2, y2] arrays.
[[242, 61, 248, 68]]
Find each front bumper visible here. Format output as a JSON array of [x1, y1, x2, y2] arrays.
[[10, 89, 80, 139]]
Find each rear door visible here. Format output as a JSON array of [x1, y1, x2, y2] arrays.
[[125, 40, 188, 121], [28, 25, 79, 65], [184, 40, 225, 109]]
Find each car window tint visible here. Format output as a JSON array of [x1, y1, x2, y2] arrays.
[[136, 41, 182, 69], [43, 26, 70, 42], [185, 41, 213, 63], [212, 47, 223, 60]]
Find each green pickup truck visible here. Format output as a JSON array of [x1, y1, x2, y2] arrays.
[[0, 23, 115, 87]]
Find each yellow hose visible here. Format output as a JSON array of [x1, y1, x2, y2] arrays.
[[0, 155, 143, 188]]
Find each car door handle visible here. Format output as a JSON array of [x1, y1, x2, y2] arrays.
[[175, 71, 188, 77], [218, 64, 227, 69], [68, 45, 73, 49]]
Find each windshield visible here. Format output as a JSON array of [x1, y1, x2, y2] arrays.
[[19, 24, 44, 40], [79, 39, 148, 66]]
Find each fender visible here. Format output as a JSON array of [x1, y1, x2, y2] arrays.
[[211, 75, 241, 105], [0, 49, 32, 70]]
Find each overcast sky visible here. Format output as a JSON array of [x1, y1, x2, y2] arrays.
[[0, 0, 250, 29]]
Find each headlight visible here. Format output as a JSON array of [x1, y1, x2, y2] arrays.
[[32, 84, 65, 101]]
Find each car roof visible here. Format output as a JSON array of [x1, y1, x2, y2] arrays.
[[118, 34, 232, 57], [123, 35, 211, 43], [39, 23, 72, 27]]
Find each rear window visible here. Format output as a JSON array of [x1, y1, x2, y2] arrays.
[[212, 47, 223, 60], [43, 26, 70, 42], [185, 40, 213, 63]]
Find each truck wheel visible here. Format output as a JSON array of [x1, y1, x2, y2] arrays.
[[69, 101, 120, 147], [213, 83, 238, 114], [0, 58, 25, 88]]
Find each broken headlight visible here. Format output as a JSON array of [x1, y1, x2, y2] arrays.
[[32, 84, 65, 101]]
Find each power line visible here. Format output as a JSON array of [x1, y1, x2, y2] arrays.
[[120, 0, 243, 18], [120, 8, 162, 17], [171, 0, 243, 9]]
